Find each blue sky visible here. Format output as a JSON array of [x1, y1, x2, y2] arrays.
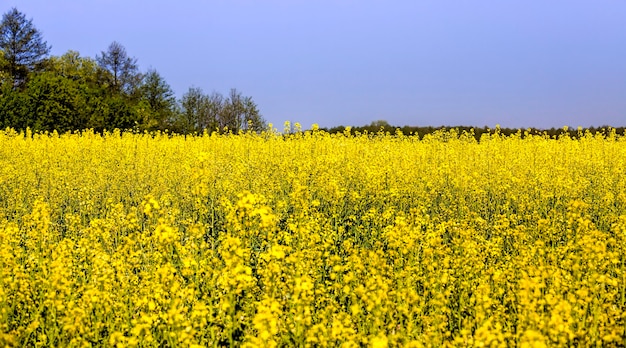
[[4, 1, 626, 129]]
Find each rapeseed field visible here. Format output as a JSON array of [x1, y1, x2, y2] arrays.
[[0, 125, 625, 347]]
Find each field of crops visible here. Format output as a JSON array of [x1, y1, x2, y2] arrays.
[[0, 126, 625, 347]]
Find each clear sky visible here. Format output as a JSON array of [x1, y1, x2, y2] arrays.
[[4, 1, 626, 129]]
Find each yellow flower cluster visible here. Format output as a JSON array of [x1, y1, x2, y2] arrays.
[[0, 126, 625, 346]]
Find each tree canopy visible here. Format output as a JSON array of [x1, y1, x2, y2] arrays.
[[0, 8, 266, 134]]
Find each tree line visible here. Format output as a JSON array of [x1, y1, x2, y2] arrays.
[[0, 8, 266, 134], [322, 120, 626, 141], [2, 8, 621, 138]]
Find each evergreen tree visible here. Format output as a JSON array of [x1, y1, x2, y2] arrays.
[[0, 8, 51, 87]]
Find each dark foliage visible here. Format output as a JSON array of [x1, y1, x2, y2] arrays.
[[321, 123, 626, 141]]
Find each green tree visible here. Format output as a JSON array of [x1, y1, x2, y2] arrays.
[[137, 69, 176, 130], [95, 42, 144, 131], [102, 95, 138, 130], [0, 82, 30, 129], [26, 72, 83, 132], [0, 50, 115, 132], [46, 50, 106, 87], [0, 8, 51, 87], [32, 51, 110, 131]]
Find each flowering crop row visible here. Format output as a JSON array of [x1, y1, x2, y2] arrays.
[[0, 127, 625, 347]]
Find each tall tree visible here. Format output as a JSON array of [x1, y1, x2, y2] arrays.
[[178, 87, 206, 134], [178, 88, 229, 133], [41, 51, 109, 130], [137, 69, 177, 130], [96, 41, 141, 95], [0, 8, 51, 87], [221, 88, 265, 132], [204, 92, 224, 131]]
